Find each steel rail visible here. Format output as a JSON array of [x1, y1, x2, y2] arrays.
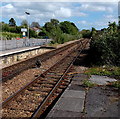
[[2, 39, 84, 81], [2, 39, 85, 108], [30, 39, 89, 118]]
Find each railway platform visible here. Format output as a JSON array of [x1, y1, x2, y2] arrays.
[[46, 73, 119, 118], [0, 46, 41, 57], [46, 74, 87, 118]]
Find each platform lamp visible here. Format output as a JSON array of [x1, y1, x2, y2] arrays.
[[25, 12, 30, 39]]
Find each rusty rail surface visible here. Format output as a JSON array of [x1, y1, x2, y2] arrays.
[[2, 39, 84, 81], [2, 39, 89, 119], [31, 39, 89, 119]]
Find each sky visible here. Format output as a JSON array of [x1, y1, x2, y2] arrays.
[[1, 1, 119, 30]]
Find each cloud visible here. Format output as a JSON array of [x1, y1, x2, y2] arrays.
[[78, 14, 118, 30], [78, 20, 87, 24], [1, 2, 117, 29], [2, 0, 119, 2], [55, 7, 71, 18], [2, 2, 87, 23], [79, 3, 114, 13]]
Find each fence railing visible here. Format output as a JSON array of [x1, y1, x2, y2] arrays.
[[0, 38, 52, 51]]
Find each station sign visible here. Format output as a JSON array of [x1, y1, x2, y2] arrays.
[[21, 28, 27, 32]]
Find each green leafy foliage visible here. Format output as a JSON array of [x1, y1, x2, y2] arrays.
[[87, 22, 120, 66], [84, 66, 120, 78], [43, 19, 82, 44], [0, 32, 22, 39], [83, 79, 96, 88], [80, 29, 91, 38], [60, 21, 78, 35], [9, 18, 16, 26], [108, 81, 120, 88]]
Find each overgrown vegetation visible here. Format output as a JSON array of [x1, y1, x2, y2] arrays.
[[42, 19, 83, 44], [87, 22, 120, 66], [82, 79, 96, 88], [1, 18, 84, 42], [84, 66, 120, 79], [108, 81, 120, 88], [0, 32, 22, 39], [0, 21, 38, 39]]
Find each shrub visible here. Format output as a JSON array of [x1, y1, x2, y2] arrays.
[[87, 22, 120, 66]]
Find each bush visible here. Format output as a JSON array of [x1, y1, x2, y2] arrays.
[[87, 22, 120, 66], [0, 32, 22, 40]]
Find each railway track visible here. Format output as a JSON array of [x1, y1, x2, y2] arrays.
[[2, 39, 84, 82], [2, 39, 89, 118]]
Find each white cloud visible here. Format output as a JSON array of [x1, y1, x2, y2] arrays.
[[73, 12, 87, 17], [2, 2, 87, 24], [1, 2, 117, 29], [103, 14, 118, 23], [80, 3, 114, 13], [2, 0, 119, 2], [55, 7, 71, 18], [4, 4, 14, 9], [78, 20, 87, 24], [78, 14, 118, 30]]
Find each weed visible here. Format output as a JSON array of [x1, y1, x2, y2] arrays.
[[108, 81, 120, 88], [84, 66, 120, 78], [83, 79, 96, 88]]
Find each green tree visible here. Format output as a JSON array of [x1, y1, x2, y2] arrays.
[[60, 21, 78, 35], [50, 19, 59, 26], [9, 18, 16, 26], [87, 22, 120, 66], [80, 29, 91, 38], [21, 20, 28, 27], [31, 22, 40, 28]]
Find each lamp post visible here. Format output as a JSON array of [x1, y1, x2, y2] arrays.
[[25, 12, 30, 39]]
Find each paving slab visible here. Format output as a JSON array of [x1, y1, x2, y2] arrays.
[[73, 74, 89, 81], [46, 74, 87, 118], [89, 75, 117, 85], [53, 97, 84, 112], [61, 90, 85, 99], [67, 84, 85, 91], [46, 109, 83, 118]]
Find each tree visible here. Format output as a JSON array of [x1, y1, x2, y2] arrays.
[[80, 29, 91, 38], [44, 22, 53, 32], [31, 22, 40, 28], [50, 19, 59, 26], [60, 21, 78, 35], [21, 20, 28, 27], [9, 18, 16, 26], [87, 22, 120, 66]]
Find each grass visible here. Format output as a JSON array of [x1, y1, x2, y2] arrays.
[[108, 81, 120, 89], [82, 79, 96, 88], [48, 42, 59, 47], [84, 66, 120, 79], [0, 32, 22, 40]]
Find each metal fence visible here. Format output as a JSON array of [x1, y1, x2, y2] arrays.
[[0, 38, 52, 51]]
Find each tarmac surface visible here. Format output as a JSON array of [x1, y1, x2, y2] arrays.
[[46, 74, 119, 118]]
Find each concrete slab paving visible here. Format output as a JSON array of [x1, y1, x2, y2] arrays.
[[46, 73, 119, 118], [71, 80, 83, 85], [67, 84, 85, 91], [46, 109, 83, 118], [53, 97, 84, 112], [89, 75, 117, 85], [46, 74, 87, 118], [72, 74, 89, 81], [62, 90, 85, 99]]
